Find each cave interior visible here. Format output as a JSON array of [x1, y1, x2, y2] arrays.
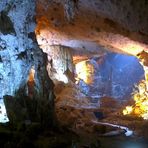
[[0, 0, 148, 148]]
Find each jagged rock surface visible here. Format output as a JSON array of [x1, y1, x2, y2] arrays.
[[0, 0, 54, 123], [41, 45, 74, 83], [36, 0, 148, 55]]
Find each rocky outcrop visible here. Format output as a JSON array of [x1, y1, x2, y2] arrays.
[[0, 0, 34, 98], [0, 0, 55, 124], [41, 45, 74, 83], [36, 0, 148, 56], [54, 81, 97, 131]]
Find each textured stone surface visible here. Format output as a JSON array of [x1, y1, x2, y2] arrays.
[[36, 0, 148, 55], [55, 81, 97, 130], [0, 0, 54, 123], [0, 0, 54, 97], [42, 45, 74, 83], [0, 0, 147, 124], [0, 0, 35, 98]]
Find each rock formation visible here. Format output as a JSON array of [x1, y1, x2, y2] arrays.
[[0, 0, 148, 124], [0, 0, 54, 124], [36, 0, 148, 55]]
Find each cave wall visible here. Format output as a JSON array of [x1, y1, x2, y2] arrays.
[[36, 0, 148, 55], [0, 0, 53, 96], [0, 0, 54, 123], [0, 0, 35, 97], [40, 45, 74, 83]]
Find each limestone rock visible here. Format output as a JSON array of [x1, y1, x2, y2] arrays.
[[55, 82, 97, 131], [4, 89, 54, 126], [36, 0, 148, 55], [4, 95, 29, 123], [0, 11, 15, 35], [0, 0, 55, 124]]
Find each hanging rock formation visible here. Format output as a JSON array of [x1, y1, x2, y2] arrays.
[[41, 45, 74, 83]]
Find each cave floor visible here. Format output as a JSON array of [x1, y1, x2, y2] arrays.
[[55, 106, 148, 148], [75, 114, 148, 148], [55, 96, 148, 147], [0, 114, 148, 148], [76, 131, 148, 148], [99, 136, 148, 148]]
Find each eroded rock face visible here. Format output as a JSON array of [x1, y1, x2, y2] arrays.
[[36, 0, 148, 55], [0, 0, 54, 123], [55, 81, 97, 131], [0, 0, 34, 98], [0, 0, 54, 97], [41, 45, 74, 83]]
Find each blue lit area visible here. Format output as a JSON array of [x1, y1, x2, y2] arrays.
[[78, 52, 144, 100], [106, 53, 144, 99]]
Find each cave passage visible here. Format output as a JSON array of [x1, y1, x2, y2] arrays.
[[76, 53, 144, 100], [0, 0, 148, 147]]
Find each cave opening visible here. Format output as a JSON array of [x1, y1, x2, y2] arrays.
[[33, 1, 148, 144], [35, 19, 148, 122], [75, 53, 144, 101]]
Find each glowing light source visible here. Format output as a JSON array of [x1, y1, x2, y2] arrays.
[[27, 66, 35, 98], [28, 66, 35, 82], [75, 60, 94, 84], [123, 80, 148, 119], [123, 106, 133, 115]]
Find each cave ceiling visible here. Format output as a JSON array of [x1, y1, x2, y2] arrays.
[[36, 0, 148, 56]]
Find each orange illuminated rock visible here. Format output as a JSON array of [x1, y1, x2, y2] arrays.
[[123, 80, 148, 119], [36, 0, 148, 56], [27, 67, 35, 98]]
